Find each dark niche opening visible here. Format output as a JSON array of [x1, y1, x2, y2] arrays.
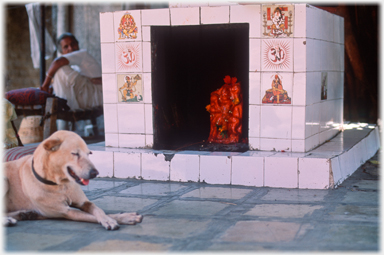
[[151, 23, 249, 151]]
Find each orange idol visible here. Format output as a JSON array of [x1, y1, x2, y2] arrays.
[[206, 76, 243, 144]]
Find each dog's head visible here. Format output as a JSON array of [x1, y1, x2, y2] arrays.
[[34, 130, 99, 186]]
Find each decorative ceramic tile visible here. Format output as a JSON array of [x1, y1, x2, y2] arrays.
[[230, 5, 261, 38], [102, 74, 117, 103], [117, 104, 145, 134], [100, 43, 115, 73], [114, 151, 141, 178], [262, 5, 294, 38], [264, 156, 298, 188], [142, 8, 170, 26], [170, 153, 200, 182], [114, 10, 141, 41], [170, 7, 200, 26], [262, 39, 292, 71], [100, 12, 114, 43], [115, 42, 142, 73], [261, 73, 292, 104], [119, 134, 146, 148], [201, 6, 229, 24], [117, 74, 143, 102]]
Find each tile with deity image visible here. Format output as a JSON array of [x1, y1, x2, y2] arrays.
[[261, 72, 292, 104], [262, 39, 293, 71], [114, 10, 141, 41], [115, 42, 142, 73], [321, 72, 328, 100], [262, 4, 294, 38], [117, 74, 143, 103]]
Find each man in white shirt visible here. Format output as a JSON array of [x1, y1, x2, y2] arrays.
[[41, 33, 103, 110]]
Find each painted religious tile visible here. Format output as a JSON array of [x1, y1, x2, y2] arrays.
[[116, 42, 142, 73], [261, 73, 292, 104], [114, 10, 141, 41], [321, 72, 328, 100], [262, 39, 292, 71], [117, 74, 143, 102], [262, 5, 294, 38]]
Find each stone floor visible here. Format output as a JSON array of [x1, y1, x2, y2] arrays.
[[4, 151, 380, 252]]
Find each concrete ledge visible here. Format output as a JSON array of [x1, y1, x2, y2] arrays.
[[88, 123, 380, 189]]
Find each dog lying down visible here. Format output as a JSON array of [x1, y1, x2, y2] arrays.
[[4, 130, 142, 230]]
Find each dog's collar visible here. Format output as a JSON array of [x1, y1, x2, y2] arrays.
[[31, 158, 58, 186]]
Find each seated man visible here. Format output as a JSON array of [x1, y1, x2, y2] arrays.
[[41, 32, 103, 110]]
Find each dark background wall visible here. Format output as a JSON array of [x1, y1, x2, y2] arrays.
[[3, 4, 379, 124]]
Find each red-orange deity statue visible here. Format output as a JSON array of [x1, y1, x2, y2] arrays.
[[206, 76, 243, 144]]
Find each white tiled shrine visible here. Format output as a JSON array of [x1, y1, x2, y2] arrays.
[[95, 3, 380, 189]]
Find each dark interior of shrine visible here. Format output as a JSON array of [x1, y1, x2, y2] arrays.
[[151, 23, 249, 151]]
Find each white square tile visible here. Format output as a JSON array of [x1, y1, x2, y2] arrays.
[[115, 42, 142, 73], [305, 134, 319, 151], [144, 104, 153, 134], [170, 153, 200, 182], [248, 137, 260, 150], [102, 74, 117, 104], [299, 158, 330, 189], [117, 104, 145, 134], [294, 38, 306, 72], [101, 43, 115, 73], [265, 156, 298, 188], [100, 12, 114, 43], [292, 72, 306, 106], [201, 6, 229, 24], [330, 157, 342, 187], [105, 133, 118, 147], [294, 4, 306, 38], [142, 26, 151, 42], [142, 8, 170, 26], [119, 134, 146, 148], [306, 6, 319, 40], [260, 105, 292, 139], [103, 104, 118, 133], [200, 155, 231, 185], [260, 138, 291, 152], [261, 39, 293, 72], [249, 72, 261, 105], [114, 10, 141, 41], [143, 73, 152, 104], [249, 105, 260, 137], [114, 151, 141, 178], [145, 135, 154, 148], [232, 156, 263, 186], [89, 151, 113, 177], [291, 139, 305, 152], [292, 106, 305, 139], [170, 7, 200, 25], [305, 72, 321, 105], [141, 152, 170, 181], [230, 5, 261, 38], [311, 103, 321, 136], [143, 42, 151, 72], [323, 10, 334, 42], [249, 39, 261, 72]]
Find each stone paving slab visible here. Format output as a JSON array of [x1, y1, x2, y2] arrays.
[[3, 151, 380, 252]]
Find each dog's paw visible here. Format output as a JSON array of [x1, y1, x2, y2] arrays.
[[19, 211, 39, 221], [114, 212, 143, 225], [4, 217, 17, 227], [100, 217, 120, 230]]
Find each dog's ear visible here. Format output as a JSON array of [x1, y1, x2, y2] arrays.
[[43, 138, 62, 152]]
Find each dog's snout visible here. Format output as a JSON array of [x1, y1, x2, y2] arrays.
[[89, 169, 99, 179]]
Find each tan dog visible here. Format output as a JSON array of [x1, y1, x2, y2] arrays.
[[4, 130, 142, 230]]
